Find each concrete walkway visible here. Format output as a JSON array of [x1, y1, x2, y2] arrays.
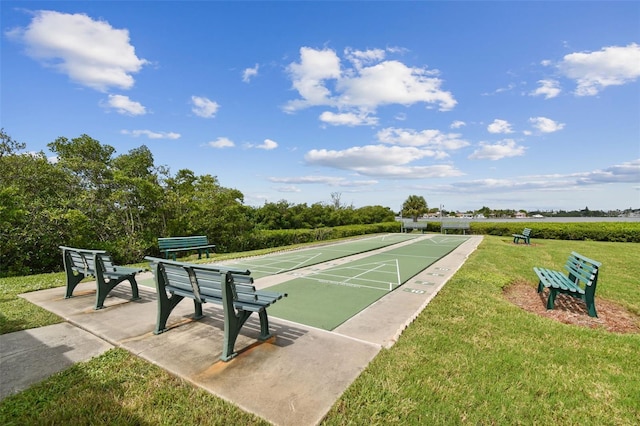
[[3, 234, 482, 425]]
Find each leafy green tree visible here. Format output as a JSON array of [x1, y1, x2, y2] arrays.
[[0, 128, 26, 157], [162, 169, 199, 236], [108, 145, 165, 259], [0, 144, 85, 275], [353, 205, 395, 224], [255, 200, 295, 230], [401, 195, 428, 221]]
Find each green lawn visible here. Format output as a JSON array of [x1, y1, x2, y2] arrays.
[[1, 236, 639, 424]]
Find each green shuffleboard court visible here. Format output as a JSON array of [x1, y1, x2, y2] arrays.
[[138, 233, 418, 289], [266, 235, 468, 330], [223, 233, 418, 279]]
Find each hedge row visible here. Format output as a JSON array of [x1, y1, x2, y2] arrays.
[[250, 221, 640, 247], [237, 222, 402, 251], [466, 221, 640, 242]]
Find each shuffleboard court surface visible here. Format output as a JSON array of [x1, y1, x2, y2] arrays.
[[139, 233, 417, 289], [223, 233, 418, 279], [267, 235, 468, 330]]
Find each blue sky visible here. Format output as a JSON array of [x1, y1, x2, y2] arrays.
[[2, 1, 639, 213]]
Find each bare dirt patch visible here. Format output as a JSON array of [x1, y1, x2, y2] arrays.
[[504, 281, 640, 334]]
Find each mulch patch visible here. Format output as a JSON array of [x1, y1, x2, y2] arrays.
[[504, 280, 640, 334]]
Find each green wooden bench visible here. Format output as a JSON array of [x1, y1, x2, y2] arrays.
[[512, 228, 532, 244], [440, 219, 471, 235], [60, 246, 143, 310], [533, 251, 602, 317], [145, 256, 287, 362], [157, 235, 215, 261]]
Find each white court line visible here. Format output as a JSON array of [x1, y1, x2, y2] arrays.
[[309, 278, 390, 292], [344, 263, 387, 286], [288, 252, 323, 270]]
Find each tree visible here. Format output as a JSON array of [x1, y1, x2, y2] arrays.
[[0, 144, 85, 275], [401, 195, 428, 221], [0, 128, 26, 157]]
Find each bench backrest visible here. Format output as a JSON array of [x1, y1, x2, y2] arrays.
[[60, 246, 116, 275], [441, 219, 471, 229], [564, 251, 601, 289], [158, 236, 209, 250], [146, 257, 254, 304], [523, 228, 532, 236], [402, 221, 428, 229]]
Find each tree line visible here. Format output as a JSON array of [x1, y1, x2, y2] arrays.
[[0, 130, 395, 277]]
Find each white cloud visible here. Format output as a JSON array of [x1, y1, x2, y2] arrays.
[[337, 60, 456, 111], [244, 139, 279, 150], [450, 120, 466, 129], [242, 64, 259, 82], [6, 10, 147, 91], [284, 46, 456, 118], [306, 145, 430, 168], [207, 137, 235, 148], [304, 144, 464, 178], [121, 129, 180, 139], [487, 119, 514, 134], [269, 175, 378, 187], [275, 185, 302, 193], [434, 159, 640, 195], [191, 96, 220, 118], [558, 43, 640, 96], [104, 94, 146, 115], [468, 139, 526, 160], [284, 47, 341, 110], [530, 79, 561, 99], [257, 139, 278, 150], [344, 47, 386, 69], [376, 127, 469, 151], [529, 117, 565, 133], [576, 159, 640, 184], [319, 111, 378, 126]]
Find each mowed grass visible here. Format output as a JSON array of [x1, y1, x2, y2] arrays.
[[1, 236, 639, 424]]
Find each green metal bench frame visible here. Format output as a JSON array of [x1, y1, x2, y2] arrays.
[[512, 228, 532, 244], [534, 251, 602, 317], [60, 246, 143, 310], [145, 256, 287, 362], [157, 235, 215, 260]]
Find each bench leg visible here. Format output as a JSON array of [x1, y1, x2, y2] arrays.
[[95, 275, 141, 310], [546, 289, 558, 310], [221, 308, 252, 362], [154, 293, 186, 334], [257, 310, 273, 341], [64, 271, 85, 299], [585, 294, 598, 318]]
